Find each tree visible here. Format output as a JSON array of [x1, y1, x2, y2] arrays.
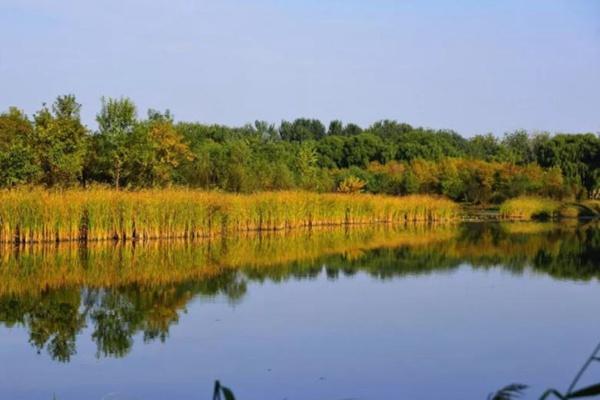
[[343, 133, 386, 167], [280, 118, 326, 142], [502, 130, 533, 164], [144, 115, 193, 187], [32, 95, 87, 186], [438, 159, 465, 200], [254, 120, 278, 140], [402, 170, 420, 194], [95, 97, 137, 189], [343, 123, 363, 136], [316, 135, 346, 168], [535, 134, 600, 199], [467, 134, 509, 162], [296, 141, 319, 189], [0, 107, 40, 186], [328, 120, 343, 136]]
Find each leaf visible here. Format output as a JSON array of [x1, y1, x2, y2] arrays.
[[213, 380, 236, 400], [213, 380, 222, 400], [569, 383, 600, 398], [488, 384, 528, 400], [539, 389, 567, 400], [220, 386, 236, 400]]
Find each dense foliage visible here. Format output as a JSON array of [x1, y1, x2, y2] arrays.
[[1, 95, 599, 202]]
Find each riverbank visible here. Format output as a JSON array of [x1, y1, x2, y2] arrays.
[[458, 197, 600, 221], [0, 188, 459, 243], [498, 196, 600, 220]]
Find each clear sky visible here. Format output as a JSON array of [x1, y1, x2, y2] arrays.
[[1, 0, 599, 136]]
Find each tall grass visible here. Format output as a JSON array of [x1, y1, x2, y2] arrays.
[[0, 188, 459, 243], [499, 196, 561, 220]]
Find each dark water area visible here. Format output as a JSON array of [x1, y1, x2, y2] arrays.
[[1, 222, 600, 400]]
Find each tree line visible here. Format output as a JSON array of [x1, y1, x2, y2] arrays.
[[1, 95, 599, 202]]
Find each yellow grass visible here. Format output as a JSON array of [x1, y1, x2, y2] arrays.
[[499, 196, 561, 220], [581, 200, 600, 216], [0, 188, 459, 243]]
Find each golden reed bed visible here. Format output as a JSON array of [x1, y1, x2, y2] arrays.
[[0, 188, 459, 243]]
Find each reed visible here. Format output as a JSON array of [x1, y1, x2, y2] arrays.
[[0, 188, 459, 243], [499, 196, 561, 220]]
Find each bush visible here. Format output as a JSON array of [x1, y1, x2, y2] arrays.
[[558, 205, 580, 219], [499, 197, 561, 220]]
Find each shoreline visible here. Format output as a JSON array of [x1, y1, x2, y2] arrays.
[[0, 188, 596, 244]]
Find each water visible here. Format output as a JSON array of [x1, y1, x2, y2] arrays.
[[1, 222, 599, 400]]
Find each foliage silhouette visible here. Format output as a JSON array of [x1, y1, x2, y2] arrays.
[[492, 341, 600, 399]]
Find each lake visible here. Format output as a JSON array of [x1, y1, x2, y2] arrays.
[[1, 222, 599, 400]]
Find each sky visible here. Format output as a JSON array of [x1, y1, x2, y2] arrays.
[[0, 0, 599, 136]]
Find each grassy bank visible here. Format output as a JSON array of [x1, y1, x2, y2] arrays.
[[0, 188, 459, 243], [499, 196, 600, 220], [499, 197, 561, 220]]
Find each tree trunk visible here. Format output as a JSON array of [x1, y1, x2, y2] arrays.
[[114, 161, 121, 191]]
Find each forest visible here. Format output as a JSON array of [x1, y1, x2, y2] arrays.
[[1, 94, 599, 203]]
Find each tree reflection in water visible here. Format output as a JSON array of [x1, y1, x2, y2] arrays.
[[0, 222, 598, 363]]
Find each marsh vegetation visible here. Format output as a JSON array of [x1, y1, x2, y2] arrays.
[[0, 189, 458, 243]]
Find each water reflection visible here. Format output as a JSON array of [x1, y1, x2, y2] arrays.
[[0, 222, 598, 363]]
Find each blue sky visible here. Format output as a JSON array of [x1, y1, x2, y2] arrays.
[[1, 0, 599, 136]]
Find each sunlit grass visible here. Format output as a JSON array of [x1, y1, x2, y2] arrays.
[[0, 188, 459, 243], [499, 196, 561, 220]]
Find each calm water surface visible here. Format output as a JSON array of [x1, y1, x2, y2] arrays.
[[1, 222, 599, 400]]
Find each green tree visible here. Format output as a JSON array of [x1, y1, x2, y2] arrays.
[[95, 97, 137, 189], [536, 134, 600, 199], [467, 133, 509, 162], [140, 114, 193, 187], [280, 118, 326, 142], [296, 141, 319, 189], [328, 120, 343, 136], [402, 170, 420, 194], [343, 123, 363, 136], [32, 95, 88, 186], [502, 130, 533, 164], [0, 107, 40, 186], [343, 133, 386, 167]]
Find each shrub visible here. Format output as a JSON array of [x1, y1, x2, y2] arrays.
[[558, 205, 580, 219], [499, 197, 561, 220]]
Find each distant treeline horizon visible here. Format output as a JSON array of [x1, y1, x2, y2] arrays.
[[1, 94, 599, 202]]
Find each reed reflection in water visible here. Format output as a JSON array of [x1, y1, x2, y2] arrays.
[[0, 222, 598, 363]]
